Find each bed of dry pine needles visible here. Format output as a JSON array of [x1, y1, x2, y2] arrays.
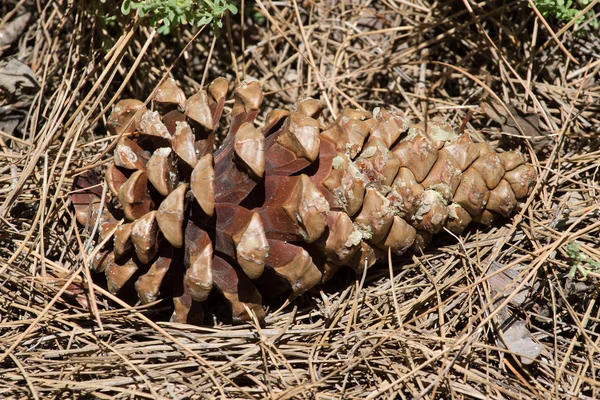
[[1, 0, 600, 398]]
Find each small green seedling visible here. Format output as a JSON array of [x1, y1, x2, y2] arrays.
[[534, 0, 581, 21], [532, 0, 599, 30], [564, 242, 600, 279], [114, 0, 238, 34]]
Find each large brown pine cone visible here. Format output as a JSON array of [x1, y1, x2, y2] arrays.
[[72, 78, 536, 324]]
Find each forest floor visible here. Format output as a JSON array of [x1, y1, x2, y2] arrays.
[[1, 0, 600, 398]]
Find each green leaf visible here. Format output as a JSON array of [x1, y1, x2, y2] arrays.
[[157, 24, 171, 35], [253, 11, 266, 24], [198, 15, 212, 26], [227, 3, 238, 14], [121, 0, 132, 15]]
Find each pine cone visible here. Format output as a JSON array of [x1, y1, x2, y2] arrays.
[[72, 78, 536, 324]]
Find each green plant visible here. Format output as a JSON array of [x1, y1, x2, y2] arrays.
[[532, 0, 599, 30], [119, 0, 238, 34], [533, 0, 581, 21], [564, 242, 600, 279]]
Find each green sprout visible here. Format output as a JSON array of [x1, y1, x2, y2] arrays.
[[532, 0, 599, 30], [119, 0, 238, 34], [533, 0, 581, 21], [564, 242, 600, 279]]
